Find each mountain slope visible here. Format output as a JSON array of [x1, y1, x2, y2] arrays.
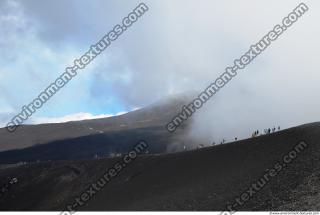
[[0, 94, 192, 156], [0, 122, 319, 211]]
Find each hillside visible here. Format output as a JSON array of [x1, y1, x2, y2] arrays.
[[0, 94, 193, 161], [0, 122, 319, 211]]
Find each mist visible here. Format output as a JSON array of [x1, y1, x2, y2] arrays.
[[0, 0, 319, 144]]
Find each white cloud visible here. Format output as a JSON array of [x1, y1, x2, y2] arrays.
[[29, 112, 127, 125]]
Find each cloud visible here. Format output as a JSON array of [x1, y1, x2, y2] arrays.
[[29, 111, 128, 125], [0, 0, 319, 144], [0, 0, 130, 122]]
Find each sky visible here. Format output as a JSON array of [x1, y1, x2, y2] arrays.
[[0, 0, 319, 142]]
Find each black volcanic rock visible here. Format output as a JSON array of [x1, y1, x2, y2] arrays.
[[0, 122, 319, 211]]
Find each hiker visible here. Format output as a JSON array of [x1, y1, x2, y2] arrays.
[[278, 126, 280, 131], [253, 130, 258, 137]]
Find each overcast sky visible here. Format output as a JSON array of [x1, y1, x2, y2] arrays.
[[0, 0, 319, 141]]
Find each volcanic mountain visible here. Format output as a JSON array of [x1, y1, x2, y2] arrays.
[[0, 94, 194, 163], [0, 94, 319, 211], [0, 121, 319, 211]]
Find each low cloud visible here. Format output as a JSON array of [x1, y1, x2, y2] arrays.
[[29, 112, 128, 125]]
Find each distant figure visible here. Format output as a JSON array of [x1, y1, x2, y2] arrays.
[[183, 145, 186, 151], [235, 137, 238, 141], [252, 131, 258, 138], [278, 126, 280, 131], [222, 139, 226, 144]]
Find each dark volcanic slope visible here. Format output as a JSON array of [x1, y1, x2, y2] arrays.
[[0, 126, 185, 163], [0, 122, 319, 211], [0, 95, 191, 152]]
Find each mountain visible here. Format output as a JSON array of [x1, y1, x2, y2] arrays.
[[0, 94, 194, 163], [0, 122, 319, 211]]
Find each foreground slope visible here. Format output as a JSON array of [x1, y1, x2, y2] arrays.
[[0, 122, 319, 211]]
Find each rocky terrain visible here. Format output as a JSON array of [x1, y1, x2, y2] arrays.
[[0, 121, 319, 211]]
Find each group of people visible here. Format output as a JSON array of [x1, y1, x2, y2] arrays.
[[252, 126, 281, 137], [196, 125, 282, 149], [220, 125, 282, 144]]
